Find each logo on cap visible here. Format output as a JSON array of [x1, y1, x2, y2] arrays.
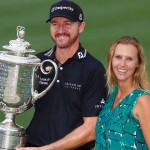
[[51, 6, 74, 12], [79, 14, 83, 21]]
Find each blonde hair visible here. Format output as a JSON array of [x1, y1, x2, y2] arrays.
[[106, 36, 150, 93]]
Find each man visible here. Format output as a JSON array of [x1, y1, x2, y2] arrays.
[[16, 0, 107, 149]]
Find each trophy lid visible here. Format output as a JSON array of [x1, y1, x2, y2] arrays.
[[3, 26, 35, 54], [0, 26, 41, 64]]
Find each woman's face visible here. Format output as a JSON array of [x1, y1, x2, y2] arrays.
[[112, 43, 139, 83]]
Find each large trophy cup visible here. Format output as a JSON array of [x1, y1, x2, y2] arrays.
[[0, 26, 58, 149]]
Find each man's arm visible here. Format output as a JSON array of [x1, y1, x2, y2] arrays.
[[16, 117, 97, 150]]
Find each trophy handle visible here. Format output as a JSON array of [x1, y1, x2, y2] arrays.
[[31, 59, 58, 104]]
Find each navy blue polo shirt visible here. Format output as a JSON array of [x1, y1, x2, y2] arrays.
[[26, 44, 108, 149]]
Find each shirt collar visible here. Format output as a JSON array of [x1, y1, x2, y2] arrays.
[[73, 44, 87, 60], [44, 43, 87, 60]]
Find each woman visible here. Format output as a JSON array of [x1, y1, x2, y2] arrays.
[[96, 36, 150, 149]]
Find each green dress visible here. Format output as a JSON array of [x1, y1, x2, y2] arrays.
[[96, 87, 150, 150]]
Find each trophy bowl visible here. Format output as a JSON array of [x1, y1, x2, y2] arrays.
[[0, 26, 58, 149]]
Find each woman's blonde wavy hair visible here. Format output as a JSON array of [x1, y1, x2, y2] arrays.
[[106, 36, 150, 93]]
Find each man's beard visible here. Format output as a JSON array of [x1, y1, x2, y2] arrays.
[[51, 33, 79, 49]]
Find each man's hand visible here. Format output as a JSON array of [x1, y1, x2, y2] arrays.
[[15, 145, 49, 150], [16, 147, 38, 150]]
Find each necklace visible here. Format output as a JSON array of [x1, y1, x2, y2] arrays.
[[119, 98, 122, 102], [112, 97, 122, 109], [116, 96, 123, 102]]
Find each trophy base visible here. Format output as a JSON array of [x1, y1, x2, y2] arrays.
[[0, 122, 26, 149]]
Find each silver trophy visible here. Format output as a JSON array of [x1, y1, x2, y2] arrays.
[[0, 26, 58, 149]]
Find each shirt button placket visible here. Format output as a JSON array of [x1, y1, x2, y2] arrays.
[[60, 67, 63, 70], [57, 66, 63, 83], [57, 80, 60, 83]]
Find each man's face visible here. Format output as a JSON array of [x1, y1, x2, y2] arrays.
[[50, 17, 84, 49]]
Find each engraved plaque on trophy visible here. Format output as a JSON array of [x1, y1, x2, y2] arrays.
[[0, 26, 58, 149]]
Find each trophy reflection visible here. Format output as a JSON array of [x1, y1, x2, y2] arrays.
[[0, 26, 58, 149]]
